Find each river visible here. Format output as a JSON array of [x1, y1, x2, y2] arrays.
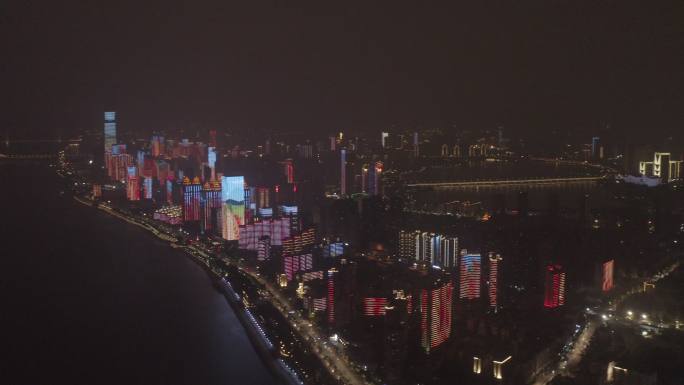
[[0, 163, 278, 385]]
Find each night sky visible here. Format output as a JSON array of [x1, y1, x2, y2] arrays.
[[2, 1, 683, 139]]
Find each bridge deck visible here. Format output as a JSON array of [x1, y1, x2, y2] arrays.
[[407, 176, 605, 188]]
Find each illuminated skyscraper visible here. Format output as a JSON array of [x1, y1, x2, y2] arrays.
[[488, 252, 502, 309], [257, 236, 270, 261], [340, 149, 347, 196], [126, 166, 140, 201], [368, 161, 383, 196], [221, 176, 245, 240], [459, 253, 481, 299], [413, 132, 419, 157], [200, 180, 222, 234], [420, 281, 453, 353], [183, 176, 201, 222], [143, 176, 153, 199], [327, 268, 337, 324], [103, 111, 116, 158], [544, 264, 566, 308], [363, 297, 388, 316], [441, 237, 458, 269], [282, 159, 294, 184], [399, 230, 420, 260], [602, 259, 614, 292], [256, 187, 270, 209]]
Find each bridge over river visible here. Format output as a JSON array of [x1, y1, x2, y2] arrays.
[[406, 175, 607, 191]]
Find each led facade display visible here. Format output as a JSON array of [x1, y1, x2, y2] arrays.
[[460, 254, 481, 299], [602, 259, 614, 292], [221, 176, 245, 240]]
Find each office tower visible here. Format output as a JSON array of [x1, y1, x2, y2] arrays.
[[283, 253, 313, 281], [299, 143, 313, 159], [368, 161, 383, 196], [381, 132, 389, 148], [151, 135, 164, 157], [361, 165, 368, 193], [441, 237, 458, 269], [488, 252, 502, 309], [452, 144, 461, 158], [257, 236, 270, 261], [327, 268, 336, 324], [363, 297, 388, 316], [103, 111, 116, 159], [207, 146, 217, 180], [399, 230, 420, 260], [602, 259, 614, 292], [221, 176, 245, 240], [413, 132, 419, 157], [166, 178, 174, 205], [340, 149, 347, 196], [126, 166, 140, 201], [544, 264, 566, 308], [279, 205, 300, 234], [459, 253, 481, 299], [200, 180, 222, 234], [591, 136, 600, 159], [143, 176, 153, 199], [283, 228, 315, 256], [254, 187, 270, 210], [323, 242, 344, 258], [183, 176, 201, 222], [92, 184, 102, 199], [329, 136, 337, 151], [282, 159, 294, 184], [238, 218, 292, 250], [420, 281, 453, 353], [208, 129, 217, 147]]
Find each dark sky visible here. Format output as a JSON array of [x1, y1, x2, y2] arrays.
[[2, 1, 683, 139]]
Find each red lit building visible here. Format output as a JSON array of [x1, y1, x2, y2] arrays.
[[602, 260, 614, 292], [459, 253, 481, 299], [327, 268, 336, 325], [544, 264, 566, 308], [183, 176, 201, 222], [283, 253, 313, 281], [420, 282, 453, 353], [488, 252, 502, 309], [126, 166, 140, 201], [363, 297, 388, 316]]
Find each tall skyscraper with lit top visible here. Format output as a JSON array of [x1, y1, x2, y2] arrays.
[[544, 264, 566, 308], [183, 176, 202, 222], [104, 111, 116, 158]]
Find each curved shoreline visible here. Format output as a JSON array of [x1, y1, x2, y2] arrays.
[[73, 195, 303, 385]]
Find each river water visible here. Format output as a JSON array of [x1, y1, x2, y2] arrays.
[[0, 163, 277, 385]]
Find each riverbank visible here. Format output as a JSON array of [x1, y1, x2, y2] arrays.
[[73, 195, 303, 385]]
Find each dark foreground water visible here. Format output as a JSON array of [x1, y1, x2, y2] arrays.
[[0, 163, 277, 385]]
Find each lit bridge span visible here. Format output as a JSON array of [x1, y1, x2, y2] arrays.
[[0, 153, 57, 159], [406, 175, 607, 190]]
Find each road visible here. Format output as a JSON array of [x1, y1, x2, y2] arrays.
[[532, 259, 681, 385], [231, 265, 370, 385]]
